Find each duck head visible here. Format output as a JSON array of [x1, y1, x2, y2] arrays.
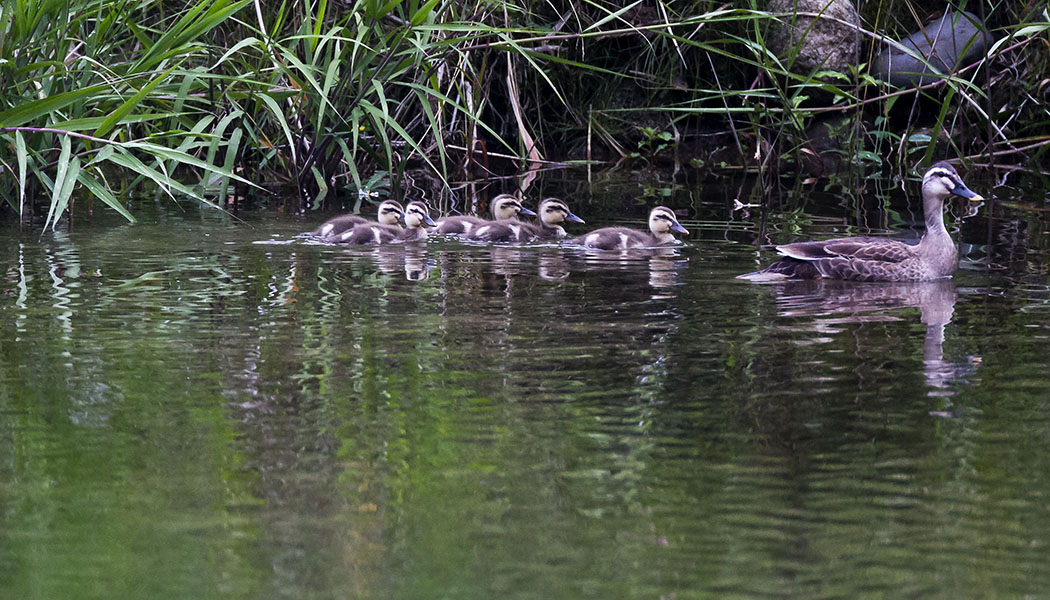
[[922, 161, 983, 203], [490, 194, 537, 219], [648, 206, 688, 237], [377, 200, 406, 226], [538, 198, 585, 227], [404, 200, 436, 229]]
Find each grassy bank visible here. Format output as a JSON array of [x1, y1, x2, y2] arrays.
[[0, 0, 1047, 227]]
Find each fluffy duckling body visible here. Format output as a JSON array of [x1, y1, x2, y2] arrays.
[[738, 161, 983, 282], [333, 201, 434, 245], [468, 198, 584, 243], [309, 200, 404, 239], [574, 206, 688, 250], [434, 194, 536, 235]]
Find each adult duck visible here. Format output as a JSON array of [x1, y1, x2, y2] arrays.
[[468, 198, 584, 243], [573, 206, 688, 250], [434, 194, 537, 235], [738, 161, 983, 282], [308, 199, 404, 239], [334, 201, 434, 244]]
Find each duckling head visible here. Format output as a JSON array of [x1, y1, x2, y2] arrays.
[[377, 200, 406, 226], [922, 161, 983, 203], [404, 201, 436, 229], [490, 194, 537, 220], [648, 206, 688, 237], [538, 198, 585, 227]]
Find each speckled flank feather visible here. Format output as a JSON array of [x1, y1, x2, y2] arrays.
[[573, 206, 688, 250], [738, 161, 983, 282]]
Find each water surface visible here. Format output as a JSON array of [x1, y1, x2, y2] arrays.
[[2, 171, 1050, 599]]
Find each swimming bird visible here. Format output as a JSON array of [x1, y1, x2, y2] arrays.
[[738, 161, 983, 282], [334, 201, 433, 244], [308, 199, 404, 239], [434, 194, 537, 235], [468, 198, 584, 243], [573, 206, 688, 250], [396, 201, 437, 242]]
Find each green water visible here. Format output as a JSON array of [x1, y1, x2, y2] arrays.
[[2, 173, 1050, 599]]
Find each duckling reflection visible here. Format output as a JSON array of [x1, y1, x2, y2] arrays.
[[760, 278, 977, 396], [536, 248, 571, 282], [361, 244, 436, 281], [575, 246, 688, 291], [488, 246, 527, 277]]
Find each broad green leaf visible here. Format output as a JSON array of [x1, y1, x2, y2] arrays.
[[0, 85, 108, 127], [44, 135, 73, 231], [78, 171, 135, 222], [15, 131, 27, 219], [51, 157, 81, 230], [95, 64, 181, 138], [258, 93, 298, 164], [410, 0, 440, 26], [310, 166, 328, 205]]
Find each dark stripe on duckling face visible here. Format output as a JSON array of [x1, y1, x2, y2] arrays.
[[411, 208, 436, 226], [381, 206, 405, 223], [542, 201, 585, 224], [652, 208, 688, 234]]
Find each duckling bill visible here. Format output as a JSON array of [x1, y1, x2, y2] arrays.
[[738, 161, 983, 282]]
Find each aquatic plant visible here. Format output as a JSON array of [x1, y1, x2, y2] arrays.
[[0, 0, 1047, 228]]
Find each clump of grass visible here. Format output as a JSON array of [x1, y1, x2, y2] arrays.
[[1, 0, 1048, 229]]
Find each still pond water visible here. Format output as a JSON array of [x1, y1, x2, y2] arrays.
[[2, 169, 1050, 599]]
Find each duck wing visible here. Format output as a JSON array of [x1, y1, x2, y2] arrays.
[[434, 215, 486, 234], [574, 227, 650, 250], [468, 221, 532, 242], [311, 215, 369, 238], [777, 237, 915, 264], [333, 223, 400, 245]]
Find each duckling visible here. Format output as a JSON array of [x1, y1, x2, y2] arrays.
[[574, 206, 688, 250], [468, 198, 584, 243], [395, 201, 437, 242], [434, 193, 537, 235], [738, 161, 983, 282], [308, 199, 404, 239], [335, 200, 436, 244]]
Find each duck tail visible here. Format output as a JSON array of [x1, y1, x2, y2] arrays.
[[736, 258, 822, 281]]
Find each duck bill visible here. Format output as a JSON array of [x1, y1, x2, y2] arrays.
[[518, 207, 537, 217], [565, 212, 585, 224], [671, 223, 688, 235], [422, 214, 437, 227], [952, 183, 984, 202]]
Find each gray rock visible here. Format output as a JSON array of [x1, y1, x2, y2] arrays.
[[874, 10, 994, 88], [767, 0, 861, 76]]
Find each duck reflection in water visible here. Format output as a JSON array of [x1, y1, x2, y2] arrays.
[[365, 245, 435, 281], [760, 278, 979, 400], [576, 246, 688, 291]]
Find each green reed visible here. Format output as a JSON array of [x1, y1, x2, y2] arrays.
[[0, 0, 1047, 228]]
